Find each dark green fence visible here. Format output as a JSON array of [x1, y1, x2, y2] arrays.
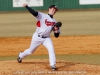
[[0, 0, 100, 12]]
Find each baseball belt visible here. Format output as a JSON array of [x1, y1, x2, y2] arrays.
[[38, 35, 47, 38]]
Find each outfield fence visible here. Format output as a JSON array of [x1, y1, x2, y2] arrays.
[[0, 0, 100, 12]]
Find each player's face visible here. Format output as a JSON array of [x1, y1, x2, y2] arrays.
[[48, 8, 57, 15]]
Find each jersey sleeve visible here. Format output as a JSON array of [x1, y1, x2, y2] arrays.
[[35, 12, 43, 20], [25, 5, 38, 17]]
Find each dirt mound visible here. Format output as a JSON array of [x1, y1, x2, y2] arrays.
[[0, 59, 100, 75]]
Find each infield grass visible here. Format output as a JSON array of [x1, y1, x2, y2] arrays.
[[0, 54, 100, 66]]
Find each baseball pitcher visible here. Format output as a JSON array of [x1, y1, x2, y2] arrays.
[[17, 3, 62, 71]]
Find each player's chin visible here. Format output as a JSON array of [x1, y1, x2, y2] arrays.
[[52, 13, 56, 15], [51, 12, 56, 15], [53, 12, 56, 15]]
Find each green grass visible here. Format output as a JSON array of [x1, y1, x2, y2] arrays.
[[56, 54, 100, 66], [0, 54, 100, 66]]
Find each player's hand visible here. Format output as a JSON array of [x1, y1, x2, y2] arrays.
[[54, 27, 58, 31], [23, 3, 27, 7], [53, 27, 59, 33]]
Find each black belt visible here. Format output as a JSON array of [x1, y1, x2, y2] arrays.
[[38, 35, 47, 38]]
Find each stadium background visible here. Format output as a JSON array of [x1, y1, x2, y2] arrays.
[[1, 0, 100, 11], [1, 0, 100, 37], [0, 0, 100, 75]]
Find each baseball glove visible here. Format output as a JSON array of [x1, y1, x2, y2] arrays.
[[53, 22, 62, 31], [54, 21, 62, 28]]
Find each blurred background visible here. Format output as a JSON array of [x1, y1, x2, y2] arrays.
[[0, 0, 100, 66], [0, 0, 100, 37]]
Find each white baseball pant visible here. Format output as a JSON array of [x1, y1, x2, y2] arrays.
[[19, 34, 56, 66]]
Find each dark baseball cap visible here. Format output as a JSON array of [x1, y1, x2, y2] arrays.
[[49, 5, 58, 11]]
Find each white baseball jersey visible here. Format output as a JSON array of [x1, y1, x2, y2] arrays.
[[34, 12, 57, 37], [19, 11, 58, 67]]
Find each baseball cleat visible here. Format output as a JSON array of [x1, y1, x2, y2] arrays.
[[17, 57, 22, 63], [17, 52, 22, 63], [51, 66, 56, 71]]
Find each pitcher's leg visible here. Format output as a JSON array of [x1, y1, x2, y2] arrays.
[[19, 45, 38, 59], [19, 37, 44, 59], [43, 38, 56, 66]]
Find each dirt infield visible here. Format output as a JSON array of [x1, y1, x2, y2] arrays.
[[0, 36, 100, 75], [0, 36, 100, 56]]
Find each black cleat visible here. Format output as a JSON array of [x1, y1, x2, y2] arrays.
[[17, 57, 22, 63], [51, 66, 56, 71]]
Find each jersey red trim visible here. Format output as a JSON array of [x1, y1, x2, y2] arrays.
[[37, 21, 41, 27], [45, 19, 55, 26]]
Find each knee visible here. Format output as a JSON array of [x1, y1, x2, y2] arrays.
[[26, 49, 33, 55], [26, 46, 37, 55], [27, 51, 32, 55], [28, 48, 35, 54]]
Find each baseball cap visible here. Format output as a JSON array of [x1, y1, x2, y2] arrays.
[[49, 5, 58, 11]]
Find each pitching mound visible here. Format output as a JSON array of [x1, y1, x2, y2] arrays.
[[0, 59, 100, 75]]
